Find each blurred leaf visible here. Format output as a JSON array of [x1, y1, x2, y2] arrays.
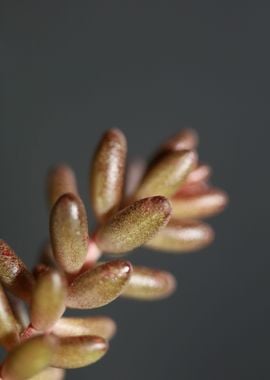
[[2, 335, 56, 380], [184, 163, 211, 185], [171, 188, 228, 219], [0, 284, 20, 349], [30, 270, 66, 332], [122, 266, 176, 300], [29, 367, 65, 380], [146, 219, 214, 252], [53, 316, 116, 340], [51, 336, 108, 369], [159, 128, 199, 152], [47, 165, 78, 209]]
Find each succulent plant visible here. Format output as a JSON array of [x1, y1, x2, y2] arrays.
[[0, 128, 227, 379]]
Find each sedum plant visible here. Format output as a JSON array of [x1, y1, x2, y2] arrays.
[[0, 129, 227, 379]]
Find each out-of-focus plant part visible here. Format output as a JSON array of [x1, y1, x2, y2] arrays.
[[122, 266, 176, 300], [30, 270, 67, 331], [2, 335, 56, 380], [160, 128, 199, 152], [0, 128, 227, 379], [170, 187, 228, 219], [29, 367, 65, 380], [47, 165, 78, 209], [146, 219, 214, 252], [0, 285, 20, 350], [52, 316, 116, 340]]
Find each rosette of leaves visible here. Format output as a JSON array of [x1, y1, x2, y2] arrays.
[[0, 129, 227, 379]]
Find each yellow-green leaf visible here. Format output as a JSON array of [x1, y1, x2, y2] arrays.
[[50, 193, 89, 274], [171, 188, 228, 219], [29, 367, 65, 380], [52, 316, 116, 340], [2, 335, 56, 380], [122, 266, 176, 300], [67, 260, 132, 309], [146, 219, 214, 252], [96, 196, 171, 254], [51, 336, 108, 369], [134, 150, 197, 199], [30, 270, 67, 332]]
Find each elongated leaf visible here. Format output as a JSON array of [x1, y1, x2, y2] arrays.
[[0, 240, 34, 301], [96, 196, 171, 254], [50, 193, 89, 274], [47, 165, 78, 208], [90, 129, 127, 222], [134, 150, 197, 199], [51, 336, 108, 369], [52, 316, 116, 340], [31, 270, 66, 331], [29, 367, 65, 380], [171, 188, 228, 219], [146, 219, 214, 252], [0, 284, 20, 349], [122, 266, 176, 300], [2, 335, 55, 380], [67, 260, 132, 309]]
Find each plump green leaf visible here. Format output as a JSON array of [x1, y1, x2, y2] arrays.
[[30, 270, 67, 332], [95, 196, 171, 254], [53, 316, 116, 340], [171, 188, 228, 219], [122, 266, 176, 300], [134, 150, 197, 199], [67, 260, 132, 309], [29, 367, 65, 380], [51, 336, 108, 369], [2, 335, 56, 380], [146, 219, 214, 252], [50, 193, 89, 274]]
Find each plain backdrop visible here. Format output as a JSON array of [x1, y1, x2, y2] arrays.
[[1, 1, 269, 379]]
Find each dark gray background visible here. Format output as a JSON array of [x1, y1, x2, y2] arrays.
[[1, 1, 269, 379]]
